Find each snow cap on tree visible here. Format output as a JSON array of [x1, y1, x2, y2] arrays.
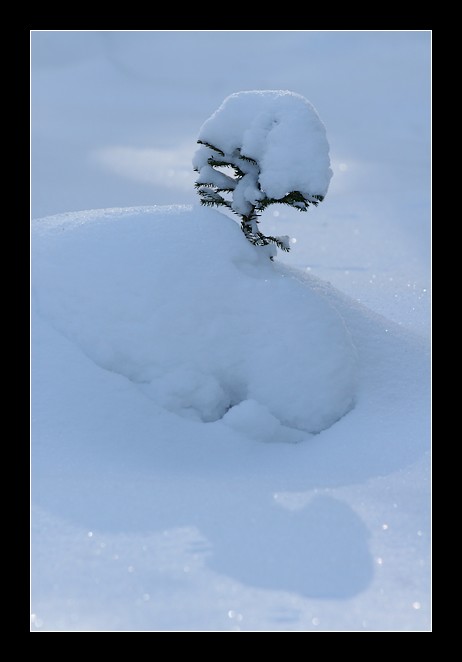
[[193, 90, 333, 255]]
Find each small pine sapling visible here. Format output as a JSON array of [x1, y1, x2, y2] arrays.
[[193, 91, 332, 257]]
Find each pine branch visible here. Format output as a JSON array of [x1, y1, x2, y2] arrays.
[[207, 158, 234, 168], [206, 158, 245, 179], [258, 199, 308, 212], [235, 148, 258, 165], [194, 140, 325, 257], [257, 190, 323, 212], [232, 165, 245, 178], [242, 231, 290, 252], [199, 198, 232, 209], [197, 140, 225, 156], [266, 235, 290, 251], [197, 187, 224, 202]]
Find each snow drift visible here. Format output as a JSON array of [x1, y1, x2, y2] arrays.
[[32, 205, 357, 436], [31, 205, 429, 632]]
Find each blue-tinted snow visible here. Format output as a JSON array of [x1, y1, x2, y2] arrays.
[[31, 31, 430, 632]]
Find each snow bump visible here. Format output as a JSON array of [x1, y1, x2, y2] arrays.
[[32, 205, 357, 437]]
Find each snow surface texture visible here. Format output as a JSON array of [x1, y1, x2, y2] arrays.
[[32, 32, 430, 632], [32, 206, 356, 436], [193, 90, 332, 217], [32, 206, 430, 632]]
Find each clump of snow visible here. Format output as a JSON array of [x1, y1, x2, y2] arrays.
[[139, 367, 230, 423], [32, 205, 356, 435], [222, 399, 305, 443], [193, 91, 333, 211]]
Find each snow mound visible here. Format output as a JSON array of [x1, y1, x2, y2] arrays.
[[32, 205, 357, 435], [193, 90, 332, 201]]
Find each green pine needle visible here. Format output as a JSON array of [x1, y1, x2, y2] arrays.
[[197, 140, 225, 156], [195, 141, 325, 255]]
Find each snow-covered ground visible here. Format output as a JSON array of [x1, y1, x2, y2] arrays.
[[31, 31, 431, 631]]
